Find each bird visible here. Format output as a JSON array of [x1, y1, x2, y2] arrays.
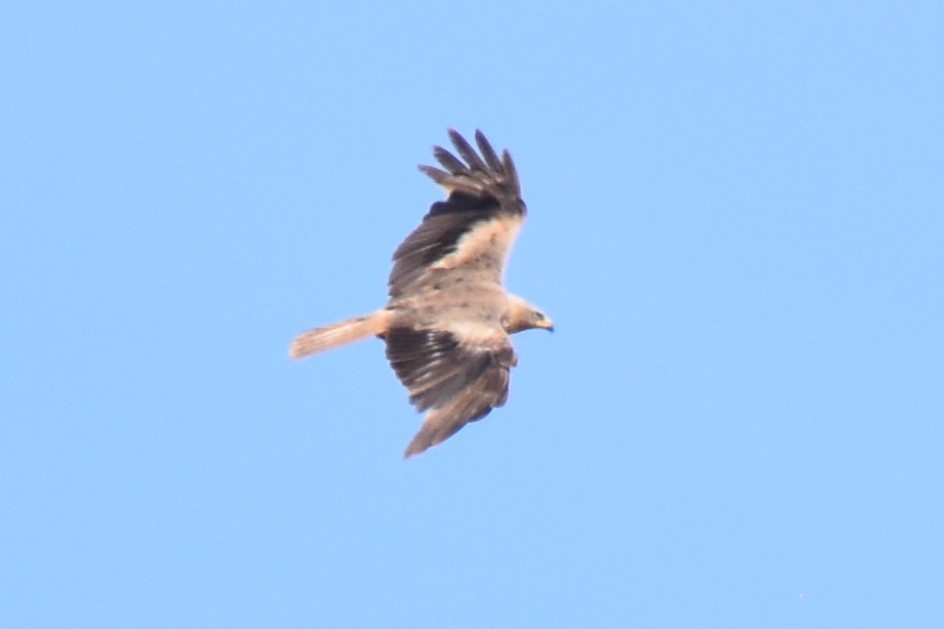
[[290, 129, 552, 457]]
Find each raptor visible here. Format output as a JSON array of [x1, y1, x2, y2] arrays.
[[290, 130, 552, 457]]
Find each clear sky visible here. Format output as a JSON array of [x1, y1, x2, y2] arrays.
[[3, 2, 943, 627]]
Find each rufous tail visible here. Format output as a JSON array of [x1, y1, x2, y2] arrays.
[[289, 309, 392, 360]]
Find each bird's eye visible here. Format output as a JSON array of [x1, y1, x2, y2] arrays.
[[531, 311, 545, 321]]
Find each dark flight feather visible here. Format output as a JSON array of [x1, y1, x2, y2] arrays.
[[389, 129, 525, 298], [385, 327, 515, 412]]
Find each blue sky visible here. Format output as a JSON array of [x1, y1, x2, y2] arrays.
[[3, 2, 943, 627]]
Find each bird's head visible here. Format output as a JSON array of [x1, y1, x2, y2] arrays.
[[504, 295, 554, 334]]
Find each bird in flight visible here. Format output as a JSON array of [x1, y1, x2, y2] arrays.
[[290, 129, 552, 457]]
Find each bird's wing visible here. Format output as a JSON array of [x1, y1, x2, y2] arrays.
[[384, 323, 517, 457], [389, 129, 526, 298]]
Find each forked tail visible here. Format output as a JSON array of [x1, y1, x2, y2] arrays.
[[289, 309, 392, 360]]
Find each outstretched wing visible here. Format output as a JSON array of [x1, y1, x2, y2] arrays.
[[388, 129, 526, 298], [384, 325, 517, 457]]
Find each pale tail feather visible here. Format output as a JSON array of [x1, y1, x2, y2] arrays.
[[289, 309, 391, 360]]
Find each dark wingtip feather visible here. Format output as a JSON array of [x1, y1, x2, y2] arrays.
[[403, 414, 466, 459], [417, 129, 523, 207], [502, 149, 520, 191], [403, 433, 430, 458], [418, 164, 451, 186], [448, 129, 487, 171], [433, 145, 466, 174], [403, 418, 448, 458], [474, 130, 504, 172]]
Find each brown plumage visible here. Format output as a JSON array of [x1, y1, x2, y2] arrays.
[[290, 130, 552, 457]]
